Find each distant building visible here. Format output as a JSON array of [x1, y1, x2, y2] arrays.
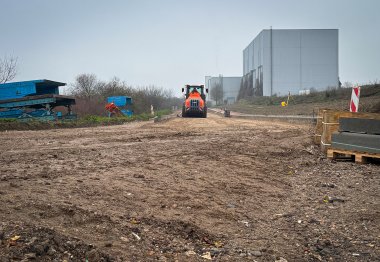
[[243, 29, 339, 96], [205, 76, 241, 105]]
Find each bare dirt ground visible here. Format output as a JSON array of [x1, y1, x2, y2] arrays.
[[0, 113, 379, 261]]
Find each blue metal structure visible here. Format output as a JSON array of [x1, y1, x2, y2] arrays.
[[107, 96, 132, 107], [0, 80, 61, 100], [107, 96, 133, 117], [0, 79, 76, 121], [120, 109, 133, 117]]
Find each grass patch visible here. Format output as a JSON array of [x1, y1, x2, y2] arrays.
[[0, 109, 173, 132], [239, 84, 380, 106], [224, 84, 380, 115]]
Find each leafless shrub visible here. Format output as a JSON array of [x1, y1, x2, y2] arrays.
[[310, 87, 317, 93], [210, 76, 224, 105], [343, 81, 353, 89], [0, 55, 18, 83], [70, 73, 104, 99], [70, 74, 181, 116]]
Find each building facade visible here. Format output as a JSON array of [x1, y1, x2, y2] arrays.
[[243, 29, 339, 96], [205, 76, 241, 105]]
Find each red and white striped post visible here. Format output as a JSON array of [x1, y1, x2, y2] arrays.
[[350, 86, 360, 112]]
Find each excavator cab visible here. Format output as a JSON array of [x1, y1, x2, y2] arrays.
[[182, 85, 208, 118]]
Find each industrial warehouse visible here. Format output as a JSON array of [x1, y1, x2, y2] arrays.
[[207, 29, 339, 102], [243, 29, 339, 96]]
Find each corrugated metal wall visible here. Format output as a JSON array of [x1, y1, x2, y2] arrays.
[[243, 29, 339, 96]]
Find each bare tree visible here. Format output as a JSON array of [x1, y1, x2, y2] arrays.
[[343, 81, 353, 89], [210, 81, 224, 105], [71, 73, 103, 99], [98, 77, 132, 97], [70, 73, 182, 116], [0, 56, 18, 83]]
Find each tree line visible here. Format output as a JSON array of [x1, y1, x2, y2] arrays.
[[70, 73, 182, 116]]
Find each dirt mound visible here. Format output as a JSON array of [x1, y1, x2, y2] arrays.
[[0, 223, 114, 261]]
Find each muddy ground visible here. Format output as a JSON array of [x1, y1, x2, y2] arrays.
[[0, 113, 379, 261]]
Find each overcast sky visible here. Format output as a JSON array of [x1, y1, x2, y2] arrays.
[[1, 0, 379, 96]]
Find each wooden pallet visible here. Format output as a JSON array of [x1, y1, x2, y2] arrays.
[[327, 148, 380, 164]]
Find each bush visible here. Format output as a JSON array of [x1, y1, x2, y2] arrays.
[[0, 110, 173, 132], [70, 75, 182, 116], [0, 118, 18, 123], [325, 86, 337, 98]]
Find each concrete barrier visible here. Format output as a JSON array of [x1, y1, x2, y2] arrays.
[[209, 108, 316, 123]]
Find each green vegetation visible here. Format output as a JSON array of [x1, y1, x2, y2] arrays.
[[239, 84, 380, 106], [0, 109, 172, 132], [226, 83, 380, 116]]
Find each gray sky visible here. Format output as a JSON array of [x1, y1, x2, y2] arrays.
[[1, 0, 379, 96]]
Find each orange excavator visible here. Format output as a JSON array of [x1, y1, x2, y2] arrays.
[[182, 85, 208, 118], [105, 102, 122, 117]]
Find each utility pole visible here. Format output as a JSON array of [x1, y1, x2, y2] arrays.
[[270, 26, 273, 96], [220, 74, 224, 105]]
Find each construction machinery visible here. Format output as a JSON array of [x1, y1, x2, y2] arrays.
[[181, 85, 208, 118], [105, 96, 133, 117], [0, 80, 76, 121]]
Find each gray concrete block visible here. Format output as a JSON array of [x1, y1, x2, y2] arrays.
[[331, 132, 380, 154], [339, 117, 380, 134]]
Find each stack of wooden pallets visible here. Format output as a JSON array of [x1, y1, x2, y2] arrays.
[[327, 117, 380, 163], [314, 109, 380, 164]]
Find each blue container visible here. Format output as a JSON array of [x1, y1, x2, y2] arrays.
[[120, 109, 133, 117], [107, 96, 132, 107], [0, 80, 65, 100]]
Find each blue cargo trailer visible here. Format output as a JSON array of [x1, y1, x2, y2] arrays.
[[0, 79, 76, 121], [106, 96, 133, 117]]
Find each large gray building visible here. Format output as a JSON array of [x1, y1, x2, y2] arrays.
[[205, 76, 241, 104], [243, 29, 339, 96]]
